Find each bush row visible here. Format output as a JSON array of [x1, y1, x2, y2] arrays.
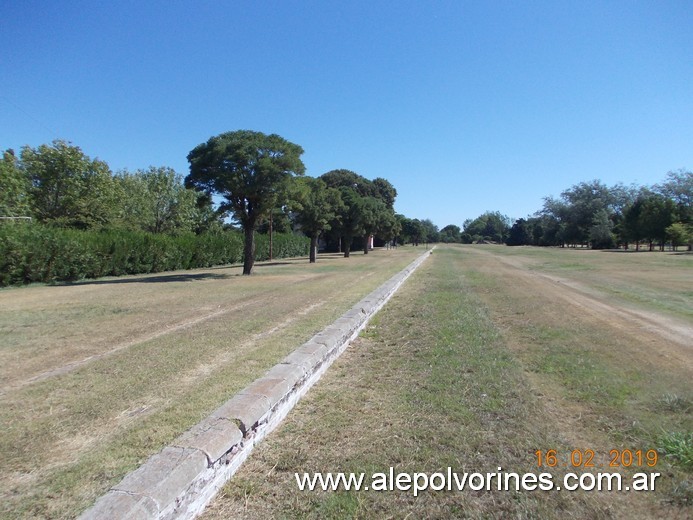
[[0, 223, 309, 286]]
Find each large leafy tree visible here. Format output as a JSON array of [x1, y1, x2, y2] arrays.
[[639, 193, 677, 251], [332, 186, 365, 257], [506, 218, 532, 246], [116, 166, 207, 234], [320, 169, 399, 255], [0, 149, 32, 218], [463, 211, 510, 243], [358, 196, 389, 254], [439, 224, 461, 243], [400, 217, 426, 245], [656, 169, 692, 224], [291, 177, 343, 263], [20, 140, 117, 228], [186, 130, 305, 274]]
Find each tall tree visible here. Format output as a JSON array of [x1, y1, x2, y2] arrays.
[[439, 224, 461, 243], [332, 186, 364, 257], [371, 177, 397, 208], [506, 219, 531, 246], [186, 130, 305, 274], [20, 140, 117, 228], [291, 177, 343, 262], [359, 196, 389, 254], [656, 169, 692, 224], [589, 209, 616, 249], [639, 193, 677, 251], [115, 166, 205, 234], [0, 149, 32, 218], [463, 211, 510, 243]]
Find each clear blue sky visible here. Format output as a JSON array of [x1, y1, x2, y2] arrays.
[[2, 0, 691, 227]]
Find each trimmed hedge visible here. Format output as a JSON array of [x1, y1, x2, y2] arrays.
[[0, 223, 309, 286]]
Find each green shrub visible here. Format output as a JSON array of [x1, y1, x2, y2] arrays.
[[0, 222, 309, 286]]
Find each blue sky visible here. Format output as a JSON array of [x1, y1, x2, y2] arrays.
[[2, 0, 691, 227]]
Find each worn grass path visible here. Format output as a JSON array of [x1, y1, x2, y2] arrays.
[[0, 248, 423, 519], [201, 245, 691, 519]]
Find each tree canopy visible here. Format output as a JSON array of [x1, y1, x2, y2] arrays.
[[186, 130, 305, 274], [20, 140, 118, 228], [320, 169, 399, 256], [291, 176, 344, 262]]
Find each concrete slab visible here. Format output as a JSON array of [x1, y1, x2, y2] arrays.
[[80, 490, 159, 519], [242, 376, 292, 409], [212, 393, 271, 436], [265, 362, 305, 387], [173, 417, 243, 465], [114, 447, 207, 511]]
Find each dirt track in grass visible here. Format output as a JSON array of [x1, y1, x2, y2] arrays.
[[466, 247, 692, 365]]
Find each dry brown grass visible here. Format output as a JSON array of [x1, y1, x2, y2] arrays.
[[201, 245, 691, 519], [0, 248, 422, 519]]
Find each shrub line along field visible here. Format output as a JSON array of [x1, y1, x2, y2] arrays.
[[0, 248, 424, 519], [199, 245, 691, 519]]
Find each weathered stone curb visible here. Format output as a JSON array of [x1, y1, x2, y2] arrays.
[[80, 248, 433, 520]]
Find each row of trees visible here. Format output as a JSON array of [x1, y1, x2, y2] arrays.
[[1, 132, 440, 278], [0, 141, 215, 234], [507, 173, 691, 250], [432, 173, 691, 251]]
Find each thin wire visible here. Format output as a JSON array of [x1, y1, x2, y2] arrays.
[[0, 95, 63, 139]]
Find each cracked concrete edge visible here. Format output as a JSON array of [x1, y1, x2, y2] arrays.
[[78, 248, 433, 520]]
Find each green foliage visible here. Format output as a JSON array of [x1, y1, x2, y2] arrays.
[[319, 170, 399, 254], [588, 209, 616, 249], [291, 177, 343, 239], [0, 221, 308, 286], [506, 218, 531, 246], [657, 169, 692, 224], [399, 216, 426, 245], [186, 130, 305, 274], [463, 211, 510, 243], [0, 149, 32, 217], [666, 222, 692, 250], [114, 166, 207, 234], [622, 192, 678, 250], [186, 130, 305, 228], [439, 224, 461, 243], [291, 177, 344, 261], [255, 232, 310, 261], [658, 431, 693, 470], [20, 140, 118, 228]]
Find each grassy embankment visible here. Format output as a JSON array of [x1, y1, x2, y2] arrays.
[[202, 244, 692, 519]]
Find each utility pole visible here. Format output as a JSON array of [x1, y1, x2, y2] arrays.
[[269, 211, 273, 261]]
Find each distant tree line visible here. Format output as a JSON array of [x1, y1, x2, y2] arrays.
[[436, 172, 691, 251], [0, 132, 440, 284]]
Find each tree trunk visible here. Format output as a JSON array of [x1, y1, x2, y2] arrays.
[[343, 235, 351, 258], [363, 234, 369, 254], [243, 225, 255, 275], [309, 234, 318, 263]]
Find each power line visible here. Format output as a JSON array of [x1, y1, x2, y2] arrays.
[[0, 95, 63, 138]]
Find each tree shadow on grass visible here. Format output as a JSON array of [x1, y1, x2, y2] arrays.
[[600, 249, 692, 255], [59, 272, 233, 286]]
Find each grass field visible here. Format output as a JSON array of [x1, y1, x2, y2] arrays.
[[0, 248, 424, 519], [199, 245, 692, 519]]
